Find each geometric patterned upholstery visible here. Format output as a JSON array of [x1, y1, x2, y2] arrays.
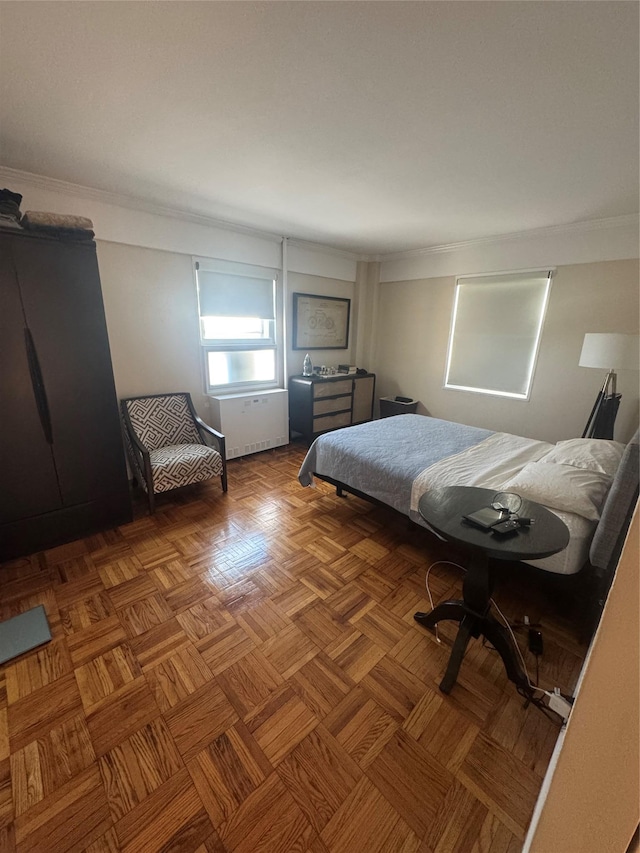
[[120, 391, 227, 513], [123, 394, 202, 451], [149, 444, 223, 493]]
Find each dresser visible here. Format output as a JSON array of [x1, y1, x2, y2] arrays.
[[288, 373, 376, 444]]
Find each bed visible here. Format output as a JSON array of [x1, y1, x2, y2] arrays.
[[298, 414, 637, 576]]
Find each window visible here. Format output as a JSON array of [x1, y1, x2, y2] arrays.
[[444, 269, 553, 399], [195, 259, 280, 391]]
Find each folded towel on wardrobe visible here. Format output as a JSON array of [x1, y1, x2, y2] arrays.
[[22, 211, 94, 230]]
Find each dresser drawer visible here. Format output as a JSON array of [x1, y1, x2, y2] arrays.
[[313, 379, 353, 399], [288, 372, 375, 445], [313, 395, 352, 416], [313, 410, 352, 433]]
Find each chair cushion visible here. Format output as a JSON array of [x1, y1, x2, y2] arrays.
[[124, 395, 202, 451], [149, 444, 223, 493]]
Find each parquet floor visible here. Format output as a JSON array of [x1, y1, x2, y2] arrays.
[[0, 443, 587, 853]]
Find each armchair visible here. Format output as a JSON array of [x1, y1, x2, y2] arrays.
[[120, 392, 227, 513]]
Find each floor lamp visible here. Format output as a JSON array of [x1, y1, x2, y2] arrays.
[[579, 333, 639, 440]]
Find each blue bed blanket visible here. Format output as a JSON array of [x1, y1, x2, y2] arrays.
[[298, 414, 493, 515]]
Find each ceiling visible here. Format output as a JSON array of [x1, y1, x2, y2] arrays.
[[0, 2, 638, 255]]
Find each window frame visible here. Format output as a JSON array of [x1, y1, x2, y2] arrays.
[[194, 258, 283, 395], [443, 268, 554, 401]]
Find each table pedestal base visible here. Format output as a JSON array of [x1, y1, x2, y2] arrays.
[[414, 486, 569, 698], [414, 601, 530, 696]]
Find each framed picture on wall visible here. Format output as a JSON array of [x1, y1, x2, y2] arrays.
[[292, 292, 351, 350]]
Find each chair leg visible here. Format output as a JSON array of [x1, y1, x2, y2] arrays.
[[142, 458, 155, 514], [221, 463, 228, 493]]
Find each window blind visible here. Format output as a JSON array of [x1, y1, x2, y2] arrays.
[[445, 270, 552, 399], [197, 270, 275, 319]]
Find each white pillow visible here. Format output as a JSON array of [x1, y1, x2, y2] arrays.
[[538, 438, 624, 478], [500, 461, 611, 521]]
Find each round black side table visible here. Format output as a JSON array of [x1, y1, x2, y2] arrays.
[[415, 486, 570, 695]]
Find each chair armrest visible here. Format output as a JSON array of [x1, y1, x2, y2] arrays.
[[129, 430, 149, 459], [127, 428, 151, 460], [120, 407, 151, 476], [194, 415, 226, 456]]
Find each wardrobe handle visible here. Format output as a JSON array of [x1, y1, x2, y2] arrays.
[[25, 328, 53, 445]]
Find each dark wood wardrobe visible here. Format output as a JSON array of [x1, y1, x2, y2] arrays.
[[0, 229, 132, 561]]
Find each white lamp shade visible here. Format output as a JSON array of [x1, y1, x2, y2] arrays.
[[579, 333, 640, 370]]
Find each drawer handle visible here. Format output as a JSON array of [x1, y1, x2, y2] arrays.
[[25, 328, 53, 445]]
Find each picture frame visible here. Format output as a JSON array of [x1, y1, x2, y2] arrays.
[[292, 292, 351, 350]]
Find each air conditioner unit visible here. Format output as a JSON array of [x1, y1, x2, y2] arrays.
[[208, 389, 289, 459]]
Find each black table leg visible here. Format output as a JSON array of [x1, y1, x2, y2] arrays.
[[413, 550, 530, 695], [414, 601, 465, 627], [482, 618, 529, 691], [439, 614, 475, 694]]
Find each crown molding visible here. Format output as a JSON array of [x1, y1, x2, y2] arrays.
[[1, 165, 636, 264], [0, 165, 352, 259], [378, 213, 640, 262], [0, 165, 285, 242]]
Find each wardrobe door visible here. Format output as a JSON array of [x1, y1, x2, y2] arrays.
[[12, 237, 128, 507], [0, 235, 62, 522]]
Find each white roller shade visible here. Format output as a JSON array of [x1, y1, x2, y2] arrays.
[[198, 270, 275, 319], [445, 270, 552, 399]]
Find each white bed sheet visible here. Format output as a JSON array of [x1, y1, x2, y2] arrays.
[[409, 432, 598, 575]]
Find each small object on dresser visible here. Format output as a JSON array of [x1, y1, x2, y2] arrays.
[[338, 364, 357, 374], [302, 353, 313, 376]]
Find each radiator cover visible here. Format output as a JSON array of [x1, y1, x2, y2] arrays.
[[208, 389, 289, 459]]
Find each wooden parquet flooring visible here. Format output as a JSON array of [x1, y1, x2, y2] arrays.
[[0, 443, 587, 853]]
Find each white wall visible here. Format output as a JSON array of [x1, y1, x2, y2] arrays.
[[373, 259, 639, 443], [287, 240, 357, 283], [3, 168, 638, 441], [525, 505, 639, 853], [286, 272, 356, 377], [96, 243, 357, 419], [380, 215, 639, 282], [0, 168, 284, 268], [96, 241, 209, 412], [1, 170, 360, 419]]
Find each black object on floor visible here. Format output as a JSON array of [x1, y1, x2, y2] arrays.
[[528, 628, 544, 656]]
